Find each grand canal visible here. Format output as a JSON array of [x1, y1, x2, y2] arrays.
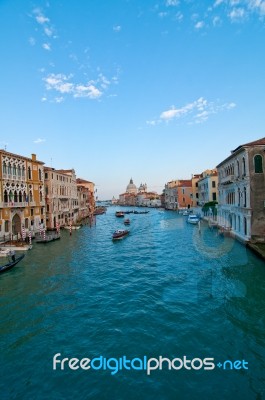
[[1, 207, 265, 400]]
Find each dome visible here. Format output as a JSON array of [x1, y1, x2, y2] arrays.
[[126, 178, 137, 194]]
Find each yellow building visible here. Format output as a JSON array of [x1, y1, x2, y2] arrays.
[[0, 151, 45, 241]]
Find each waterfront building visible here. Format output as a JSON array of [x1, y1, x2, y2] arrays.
[[76, 178, 95, 219], [216, 137, 265, 243], [119, 192, 136, 206], [126, 178, 137, 195], [164, 180, 193, 210], [197, 169, 218, 206], [191, 174, 200, 207], [44, 168, 79, 228], [0, 151, 45, 241]]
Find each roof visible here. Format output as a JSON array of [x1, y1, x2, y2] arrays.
[[76, 178, 94, 184], [217, 137, 265, 167], [0, 150, 45, 165]]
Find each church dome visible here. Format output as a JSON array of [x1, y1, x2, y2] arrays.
[[126, 178, 137, 194]]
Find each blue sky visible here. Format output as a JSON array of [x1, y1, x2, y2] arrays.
[[1, 0, 265, 199]]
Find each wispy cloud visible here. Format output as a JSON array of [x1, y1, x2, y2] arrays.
[[32, 8, 55, 45], [42, 43, 51, 51], [34, 138, 46, 144], [42, 72, 118, 101], [165, 0, 179, 6], [195, 21, 205, 29], [147, 97, 236, 126], [29, 37, 36, 46], [228, 7, 246, 20], [113, 25, 121, 32]]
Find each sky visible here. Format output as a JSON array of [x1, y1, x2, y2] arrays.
[[1, 0, 265, 199]]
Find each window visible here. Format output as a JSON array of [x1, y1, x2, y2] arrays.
[[3, 162, 7, 174], [4, 190, 8, 203], [28, 167, 31, 180], [254, 154, 263, 173], [237, 160, 240, 177], [212, 192, 217, 201], [45, 173, 48, 179], [8, 163, 11, 175], [25, 218, 29, 229], [4, 221, 9, 233], [31, 209, 34, 216], [212, 181, 216, 188], [242, 157, 246, 176], [39, 169, 42, 181], [47, 204, 49, 212], [243, 187, 247, 207], [244, 217, 247, 236]]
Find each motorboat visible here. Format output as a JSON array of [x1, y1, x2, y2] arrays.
[[115, 212, 125, 218], [0, 254, 25, 273], [187, 215, 200, 224], [112, 229, 129, 240], [124, 219, 130, 225]]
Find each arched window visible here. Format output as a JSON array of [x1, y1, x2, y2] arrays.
[[4, 190, 8, 203], [237, 160, 240, 177], [243, 187, 247, 207], [242, 157, 246, 176], [244, 217, 247, 236], [14, 191, 18, 203], [29, 190, 33, 202], [39, 169, 42, 181], [254, 154, 263, 173], [25, 218, 29, 229], [3, 162, 7, 174], [8, 163, 11, 175], [40, 191, 43, 202], [18, 165, 21, 177], [28, 167, 31, 180], [13, 165, 17, 176], [19, 191, 22, 202], [22, 166, 25, 177], [238, 188, 241, 206]]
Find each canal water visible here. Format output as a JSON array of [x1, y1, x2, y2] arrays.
[[1, 207, 265, 400]]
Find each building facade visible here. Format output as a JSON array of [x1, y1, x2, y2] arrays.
[[44, 168, 79, 229], [217, 137, 265, 243], [197, 169, 218, 206], [0, 151, 45, 241]]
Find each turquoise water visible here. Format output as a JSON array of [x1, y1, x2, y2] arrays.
[[1, 207, 265, 400]]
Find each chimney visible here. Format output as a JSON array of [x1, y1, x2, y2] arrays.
[[32, 154, 37, 161]]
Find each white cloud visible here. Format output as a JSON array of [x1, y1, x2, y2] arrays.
[[166, 0, 179, 6], [159, 12, 168, 17], [36, 14, 49, 24], [195, 21, 205, 29], [213, 16, 222, 26], [148, 97, 236, 125], [34, 138, 46, 144], [29, 37, 36, 46], [42, 43, 51, 51], [44, 27, 53, 37], [43, 73, 105, 100], [214, 0, 225, 6], [113, 25, 121, 32], [228, 7, 246, 20]]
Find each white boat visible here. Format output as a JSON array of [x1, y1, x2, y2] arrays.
[[0, 248, 12, 257], [183, 210, 189, 216], [64, 225, 81, 230], [187, 215, 200, 225]]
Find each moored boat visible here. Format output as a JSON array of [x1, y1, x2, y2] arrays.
[[64, 224, 82, 230], [124, 219, 130, 225], [112, 229, 129, 240], [187, 215, 200, 224], [0, 254, 25, 274]]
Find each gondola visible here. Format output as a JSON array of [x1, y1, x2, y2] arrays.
[[0, 254, 25, 274]]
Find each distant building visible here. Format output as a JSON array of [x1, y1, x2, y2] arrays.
[[164, 180, 193, 210], [126, 178, 137, 194], [217, 137, 265, 243]]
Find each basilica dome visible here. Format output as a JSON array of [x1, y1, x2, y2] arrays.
[[126, 178, 137, 194]]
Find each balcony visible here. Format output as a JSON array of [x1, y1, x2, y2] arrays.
[[219, 174, 235, 185], [0, 201, 28, 208]]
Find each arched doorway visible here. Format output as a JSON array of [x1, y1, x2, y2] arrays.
[[12, 214, 21, 235]]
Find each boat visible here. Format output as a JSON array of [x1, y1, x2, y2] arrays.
[[35, 231, 61, 243], [187, 215, 200, 225], [182, 210, 189, 216], [124, 219, 130, 225], [115, 211, 125, 218], [64, 224, 82, 230], [0, 254, 25, 274], [112, 229, 129, 240], [93, 206, 107, 215]]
